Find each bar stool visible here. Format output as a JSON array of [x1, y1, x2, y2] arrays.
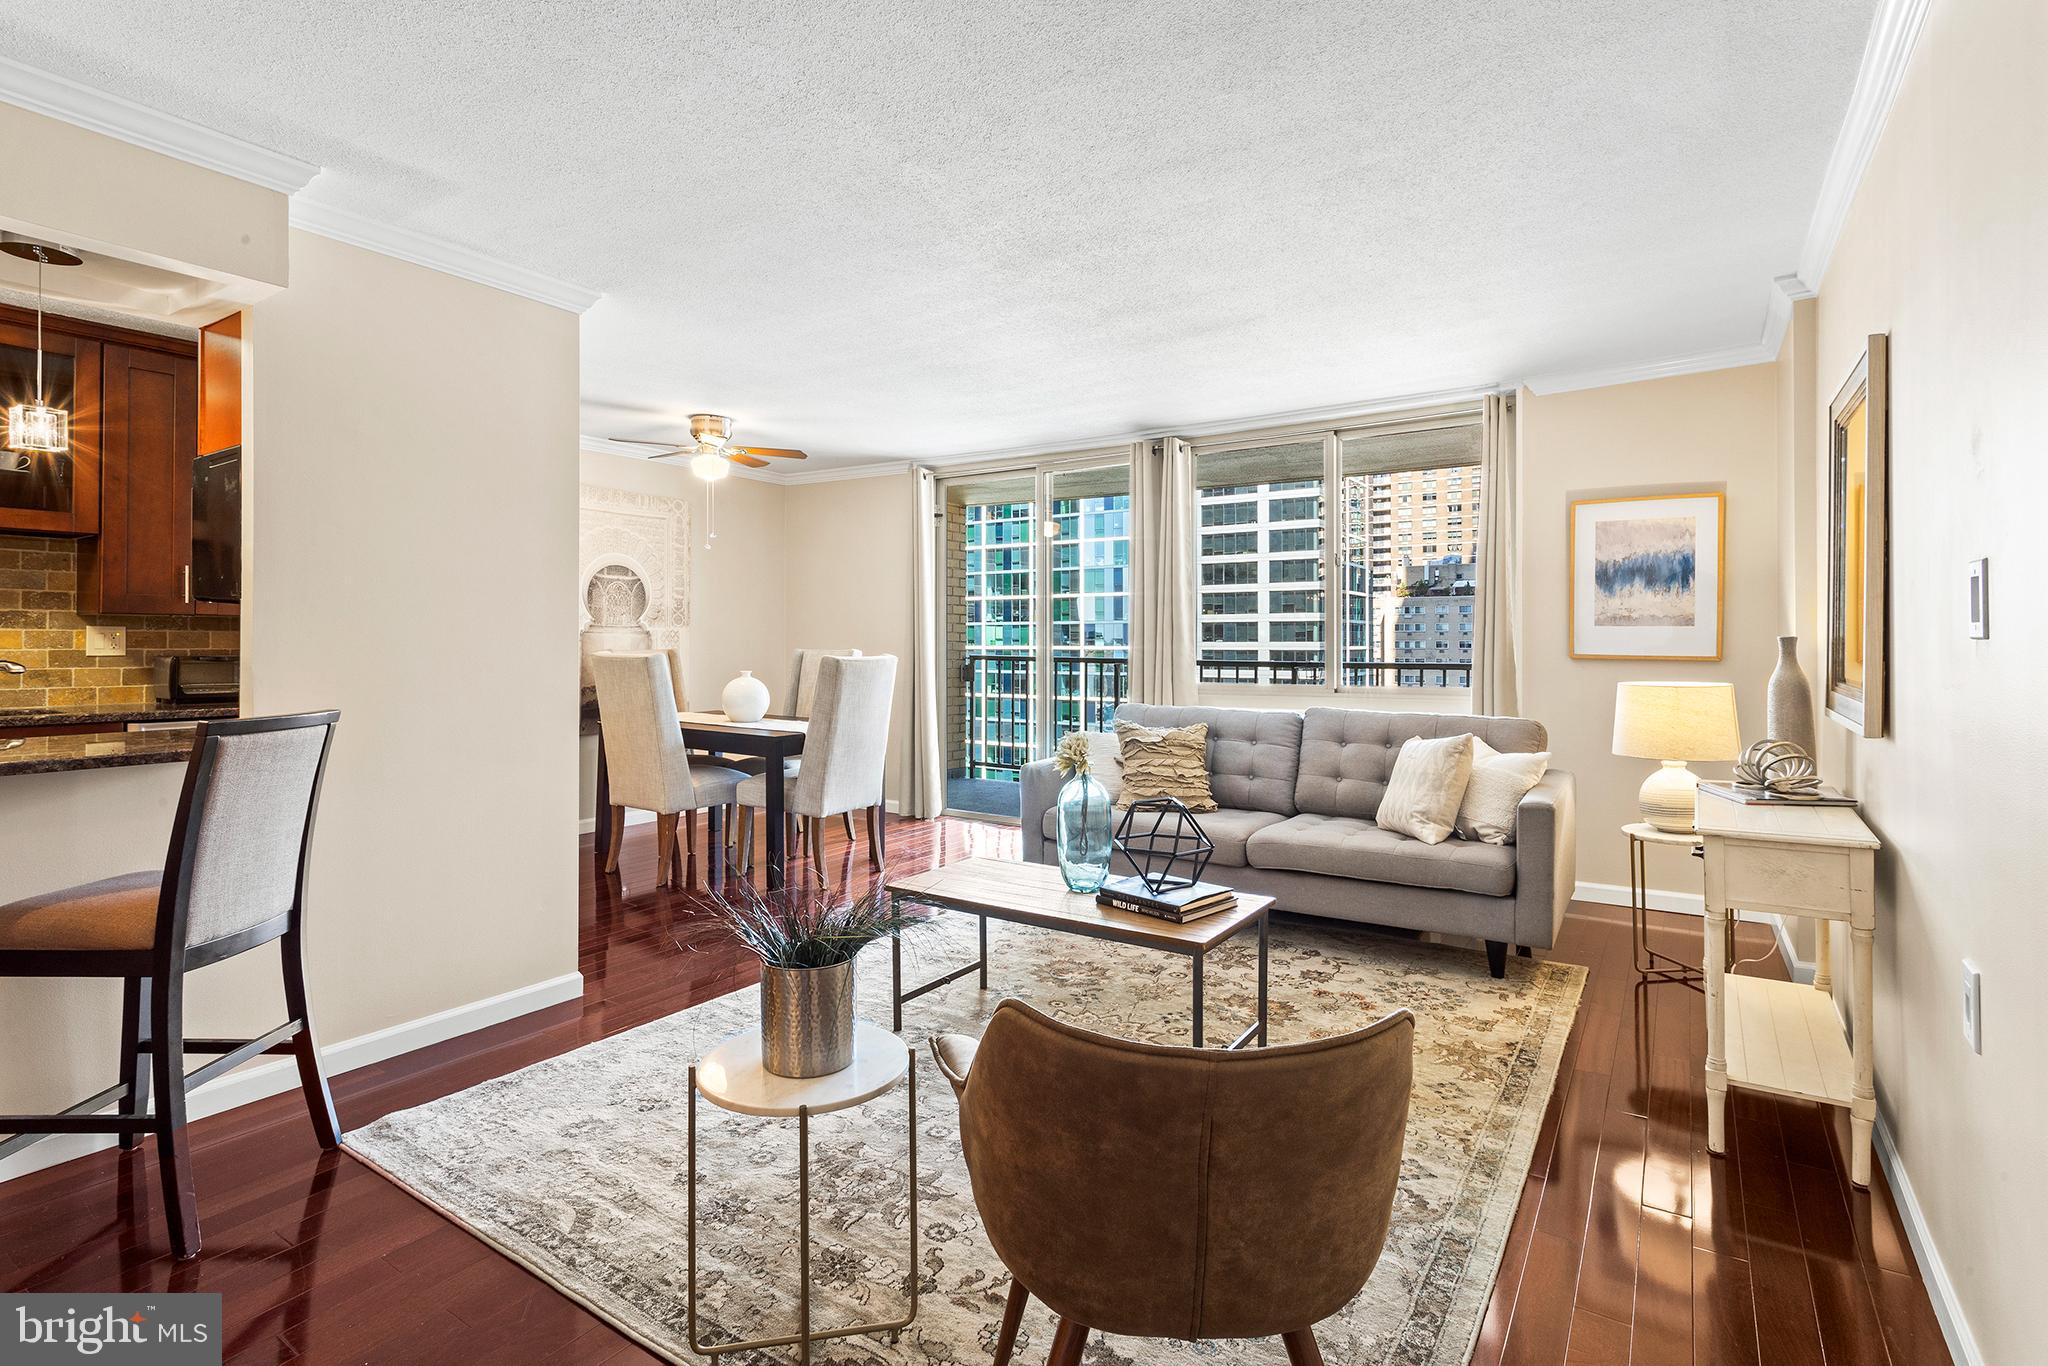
[[0, 711, 343, 1260]]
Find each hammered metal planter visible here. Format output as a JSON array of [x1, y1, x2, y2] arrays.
[[760, 959, 857, 1078]]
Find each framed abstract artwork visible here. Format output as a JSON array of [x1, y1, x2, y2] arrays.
[[1569, 492, 1725, 660], [1826, 334, 1888, 736]]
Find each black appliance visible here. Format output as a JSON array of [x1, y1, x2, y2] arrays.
[[152, 655, 239, 704], [191, 446, 241, 603]]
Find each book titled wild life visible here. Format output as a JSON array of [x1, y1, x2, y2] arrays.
[[1097, 875, 1237, 923]]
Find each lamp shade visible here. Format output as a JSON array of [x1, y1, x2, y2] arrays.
[[1612, 681, 1740, 761]]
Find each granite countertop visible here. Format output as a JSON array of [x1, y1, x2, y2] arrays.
[[0, 729, 198, 777], [0, 701, 237, 729]]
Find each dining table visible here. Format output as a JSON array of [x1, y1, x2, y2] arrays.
[[591, 711, 810, 891]]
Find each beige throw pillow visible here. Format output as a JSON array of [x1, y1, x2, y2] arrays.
[[1085, 730, 1124, 804], [1375, 733, 1475, 845], [1114, 720, 1217, 812], [1455, 736, 1551, 845]]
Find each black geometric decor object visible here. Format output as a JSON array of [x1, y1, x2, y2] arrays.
[[1112, 797, 1214, 896]]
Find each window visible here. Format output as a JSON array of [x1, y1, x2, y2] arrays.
[[1192, 440, 1325, 686], [1201, 591, 1257, 616], [1202, 561, 1258, 586], [1269, 557, 1318, 583], [1188, 412, 1487, 692], [1201, 499, 1258, 527], [1202, 530, 1257, 557]]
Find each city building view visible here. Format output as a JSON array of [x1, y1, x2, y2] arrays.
[[945, 439, 1481, 811]]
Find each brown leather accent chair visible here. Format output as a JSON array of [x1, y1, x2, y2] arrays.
[[0, 712, 343, 1260], [931, 998, 1414, 1365]]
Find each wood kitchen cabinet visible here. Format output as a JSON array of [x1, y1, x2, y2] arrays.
[[78, 342, 199, 615], [0, 315, 101, 536]]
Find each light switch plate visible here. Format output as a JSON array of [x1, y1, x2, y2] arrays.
[[1966, 558, 1989, 638], [1961, 959, 1982, 1054], [84, 625, 127, 658]]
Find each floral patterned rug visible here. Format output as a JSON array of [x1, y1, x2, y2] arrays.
[[348, 912, 1583, 1365]]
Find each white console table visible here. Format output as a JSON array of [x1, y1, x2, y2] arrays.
[[1697, 796, 1880, 1186]]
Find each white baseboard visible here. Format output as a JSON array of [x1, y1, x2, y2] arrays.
[[579, 803, 904, 835], [1875, 1112, 1984, 1366], [1574, 879, 1708, 916], [0, 971, 585, 1185], [1771, 916, 1817, 984], [577, 808, 655, 836]]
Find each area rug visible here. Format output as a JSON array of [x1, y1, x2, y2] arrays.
[[348, 913, 1584, 1365]]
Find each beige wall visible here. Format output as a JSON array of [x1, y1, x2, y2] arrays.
[[0, 102, 288, 291], [1804, 0, 2046, 1356], [782, 473, 918, 809], [576, 451, 790, 822], [241, 229, 582, 1051], [1516, 364, 1784, 895]]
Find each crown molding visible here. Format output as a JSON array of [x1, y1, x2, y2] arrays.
[[1525, 273, 1816, 396], [1799, 0, 1932, 291], [290, 199, 601, 314], [0, 56, 318, 193]]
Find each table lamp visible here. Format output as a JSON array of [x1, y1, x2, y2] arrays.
[[1612, 681, 1741, 832]]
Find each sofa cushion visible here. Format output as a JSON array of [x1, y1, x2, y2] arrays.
[[1293, 708, 1548, 821], [1042, 804, 1284, 869], [1245, 812, 1517, 896], [1114, 703, 1303, 816]]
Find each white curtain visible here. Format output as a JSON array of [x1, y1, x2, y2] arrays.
[[905, 466, 946, 817], [1474, 392, 1521, 716], [1131, 436, 1198, 705]]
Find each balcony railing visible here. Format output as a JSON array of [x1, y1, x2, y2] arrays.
[[958, 651, 1130, 779], [1196, 658, 1472, 688]]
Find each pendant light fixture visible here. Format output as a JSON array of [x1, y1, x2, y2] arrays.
[[2, 236, 82, 455]]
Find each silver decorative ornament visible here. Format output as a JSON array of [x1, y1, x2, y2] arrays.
[[1732, 739, 1822, 797]]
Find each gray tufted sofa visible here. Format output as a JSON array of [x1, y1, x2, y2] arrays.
[[1020, 703, 1576, 977]]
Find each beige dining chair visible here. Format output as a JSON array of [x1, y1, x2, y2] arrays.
[[785, 646, 860, 718], [593, 651, 747, 888], [738, 653, 895, 882]]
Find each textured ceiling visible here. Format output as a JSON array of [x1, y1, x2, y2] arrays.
[[2, 1, 1876, 469]]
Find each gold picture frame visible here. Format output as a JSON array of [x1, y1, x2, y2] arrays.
[[1568, 491, 1725, 660], [1826, 334, 1888, 736]]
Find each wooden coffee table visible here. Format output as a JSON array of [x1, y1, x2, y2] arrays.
[[883, 858, 1274, 1049]]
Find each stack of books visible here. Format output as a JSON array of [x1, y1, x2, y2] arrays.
[[1699, 780, 1859, 808], [1096, 874, 1238, 924]]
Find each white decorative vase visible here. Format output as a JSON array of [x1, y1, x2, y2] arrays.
[[1766, 635, 1817, 758], [721, 670, 770, 723]]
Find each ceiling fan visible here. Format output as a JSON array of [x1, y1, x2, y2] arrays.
[[610, 414, 807, 480]]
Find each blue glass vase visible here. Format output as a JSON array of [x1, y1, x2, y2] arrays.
[[1055, 772, 1114, 893]]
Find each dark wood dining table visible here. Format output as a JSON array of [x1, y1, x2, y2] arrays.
[[591, 712, 810, 890]]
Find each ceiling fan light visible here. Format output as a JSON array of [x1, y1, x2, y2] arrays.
[[5, 403, 67, 454], [690, 451, 730, 482]]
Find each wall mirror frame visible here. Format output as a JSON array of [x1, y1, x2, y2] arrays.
[[1826, 333, 1888, 737]]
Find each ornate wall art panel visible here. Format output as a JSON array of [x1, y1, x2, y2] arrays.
[[578, 483, 690, 686]]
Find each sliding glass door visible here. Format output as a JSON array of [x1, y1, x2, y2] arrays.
[[941, 455, 1131, 819]]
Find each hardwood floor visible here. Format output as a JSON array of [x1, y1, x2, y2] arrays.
[[0, 814, 1949, 1365]]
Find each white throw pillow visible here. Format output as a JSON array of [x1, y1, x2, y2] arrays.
[[1455, 736, 1551, 845], [1375, 733, 1475, 845], [1085, 730, 1123, 804]]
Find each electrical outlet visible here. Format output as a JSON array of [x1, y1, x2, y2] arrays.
[[1961, 959, 1982, 1054], [84, 625, 127, 658]]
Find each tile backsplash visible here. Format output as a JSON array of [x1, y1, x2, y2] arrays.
[[0, 534, 238, 711]]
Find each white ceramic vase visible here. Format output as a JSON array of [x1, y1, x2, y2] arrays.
[[721, 670, 770, 722]]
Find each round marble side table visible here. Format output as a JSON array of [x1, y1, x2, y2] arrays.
[[687, 1020, 916, 1362]]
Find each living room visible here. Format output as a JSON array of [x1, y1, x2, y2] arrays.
[[0, 1, 2034, 1363]]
